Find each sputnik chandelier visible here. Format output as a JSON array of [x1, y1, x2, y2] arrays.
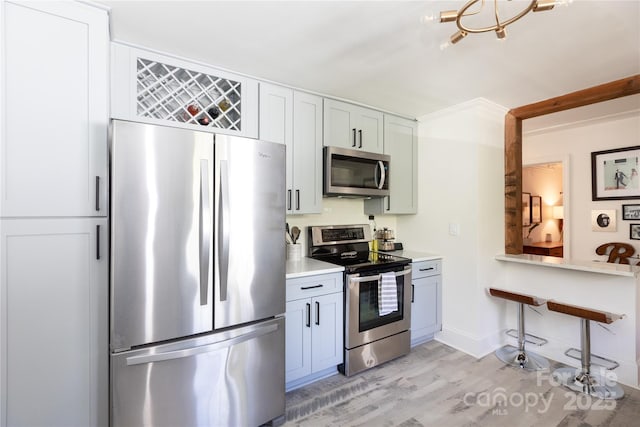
[[438, 0, 562, 45]]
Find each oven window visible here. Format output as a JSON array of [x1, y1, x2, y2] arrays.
[[358, 275, 404, 332]]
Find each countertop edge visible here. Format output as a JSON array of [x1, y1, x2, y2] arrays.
[[380, 250, 442, 263], [495, 254, 640, 278], [285, 257, 344, 279]]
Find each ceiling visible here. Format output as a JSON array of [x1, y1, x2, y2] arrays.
[[100, 0, 640, 123]]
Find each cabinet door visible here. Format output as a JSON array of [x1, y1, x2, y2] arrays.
[[357, 107, 384, 154], [364, 115, 417, 214], [111, 44, 259, 139], [292, 92, 323, 214], [411, 275, 441, 346], [285, 299, 312, 383], [0, 218, 108, 426], [323, 99, 358, 150], [259, 83, 294, 211], [311, 293, 344, 373], [1, 2, 108, 217]]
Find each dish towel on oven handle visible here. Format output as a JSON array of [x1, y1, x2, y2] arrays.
[[378, 272, 398, 316]]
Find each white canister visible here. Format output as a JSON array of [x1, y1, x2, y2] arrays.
[[287, 243, 302, 261]]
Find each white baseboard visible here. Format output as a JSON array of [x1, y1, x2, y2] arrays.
[[435, 326, 502, 359]]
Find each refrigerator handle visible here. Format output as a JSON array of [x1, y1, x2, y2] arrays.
[[125, 322, 279, 366], [219, 160, 230, 301], [199, 160, 211, 306]]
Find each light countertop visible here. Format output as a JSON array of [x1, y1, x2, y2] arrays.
[[380, 250, 442, 263], [495, 253, 640, 277], [286, 257, 344, 279]]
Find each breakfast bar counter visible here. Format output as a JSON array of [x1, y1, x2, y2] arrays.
[[495, 254, 640, 389]]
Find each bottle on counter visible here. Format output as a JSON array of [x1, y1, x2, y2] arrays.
[[369, 215, 378, 252]]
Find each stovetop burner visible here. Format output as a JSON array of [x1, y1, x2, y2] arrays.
[[308, 224, 410, 273]]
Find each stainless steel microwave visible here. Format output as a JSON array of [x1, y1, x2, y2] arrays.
[[324, 146, 390, 197]]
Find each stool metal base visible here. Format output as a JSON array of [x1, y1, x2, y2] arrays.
[[495, 345, 550, 371], [553, 367, 625, 400]]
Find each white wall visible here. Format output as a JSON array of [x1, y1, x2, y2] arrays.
[[397, 98, 508, 357], [524, 112, 640, 262]]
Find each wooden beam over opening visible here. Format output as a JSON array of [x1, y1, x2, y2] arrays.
[[504, 74, 640, 254]]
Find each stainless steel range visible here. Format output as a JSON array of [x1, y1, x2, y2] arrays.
[[309, 224, 412, 376]]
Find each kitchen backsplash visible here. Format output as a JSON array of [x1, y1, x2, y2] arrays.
[[286, 198, 397, 254]]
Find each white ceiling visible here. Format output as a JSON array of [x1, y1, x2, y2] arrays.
[[100, 0, 640, 122]]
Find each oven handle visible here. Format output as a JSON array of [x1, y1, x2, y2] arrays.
[[349, 267, 412, 284]]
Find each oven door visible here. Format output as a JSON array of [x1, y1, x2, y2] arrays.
[[345, 266, 412, 349]]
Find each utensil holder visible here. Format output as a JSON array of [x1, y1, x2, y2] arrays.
[[287, 243, 302, 261]]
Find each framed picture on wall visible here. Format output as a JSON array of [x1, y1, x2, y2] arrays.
[[630, 224, 640, 240], [522, 192, 531, 227], [591, 146, 640, 200], [531, 196, 542, 223], [622, 204, 640, 220], [591, 209, 616, 232]]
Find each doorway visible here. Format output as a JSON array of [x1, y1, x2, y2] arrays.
[[522, 159, 567, 258]]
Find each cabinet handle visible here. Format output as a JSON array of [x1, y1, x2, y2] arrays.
[[306, 303, 311, 327], [287, 189, 292, 211], [352, 128, 356, 147], [358, 129, 362, 148], [95, 176, 100, 211], [96, 224, 101, 260], [315, 301, 320, 325], [296, 189, 300, 211], [419, 267, 435, 271], [387, 196, 391, 211], [411, 284, 414, 303], [301, 284, 323, 290]]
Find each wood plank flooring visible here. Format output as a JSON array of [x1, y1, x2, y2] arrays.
[[284, 341, 640, 426]]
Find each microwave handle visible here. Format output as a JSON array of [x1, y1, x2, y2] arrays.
[[375, 160, 386, 190]]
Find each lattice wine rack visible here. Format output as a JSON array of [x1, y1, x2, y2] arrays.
[[136, 58, 242, 132]]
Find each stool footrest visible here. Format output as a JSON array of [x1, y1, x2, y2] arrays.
[[506, 329, 548, 346], [564, 348, 619, 370]]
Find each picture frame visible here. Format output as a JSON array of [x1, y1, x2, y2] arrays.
[[631, 224, 640, 240], [531, 195, 542, 224], [591, 146, 640, 200], [522, 192, 531, 227], [622, 204, 640, 220], [591, 209, 616, 232]]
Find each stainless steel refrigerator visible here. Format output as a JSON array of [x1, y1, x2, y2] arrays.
[[109, 120, 286, 427]]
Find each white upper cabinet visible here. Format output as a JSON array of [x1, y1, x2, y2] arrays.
[[259, 83, 322, 214], [323, 99, 383, 154], [365, 115, 418, 214], [0, 1, 109, 217], [111, 43, 259, 139]]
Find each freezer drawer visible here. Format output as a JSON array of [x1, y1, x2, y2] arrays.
[[111, 317, 285, 427]]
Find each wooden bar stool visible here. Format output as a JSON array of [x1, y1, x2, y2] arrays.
[[489, 288, 549, 371], [546, 300, 625, 400]]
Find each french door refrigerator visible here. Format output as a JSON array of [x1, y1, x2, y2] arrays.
[[109, 120, 286, 427]]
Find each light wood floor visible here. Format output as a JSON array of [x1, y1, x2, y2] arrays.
[[284, 341, 640, 426]]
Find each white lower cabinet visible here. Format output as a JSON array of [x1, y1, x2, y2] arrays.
[[285, 272, 343, 390], [410, 259, 442, 347], [0, 218, 108, 426]]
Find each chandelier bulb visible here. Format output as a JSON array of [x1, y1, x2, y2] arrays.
[[420, 11, 436, 24]]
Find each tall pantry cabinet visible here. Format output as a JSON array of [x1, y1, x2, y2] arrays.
[[0, 1, 109, 426]]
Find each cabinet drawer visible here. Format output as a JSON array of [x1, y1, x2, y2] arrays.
[[286, 272, 343, 301], [412, 260, 441, 279]]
